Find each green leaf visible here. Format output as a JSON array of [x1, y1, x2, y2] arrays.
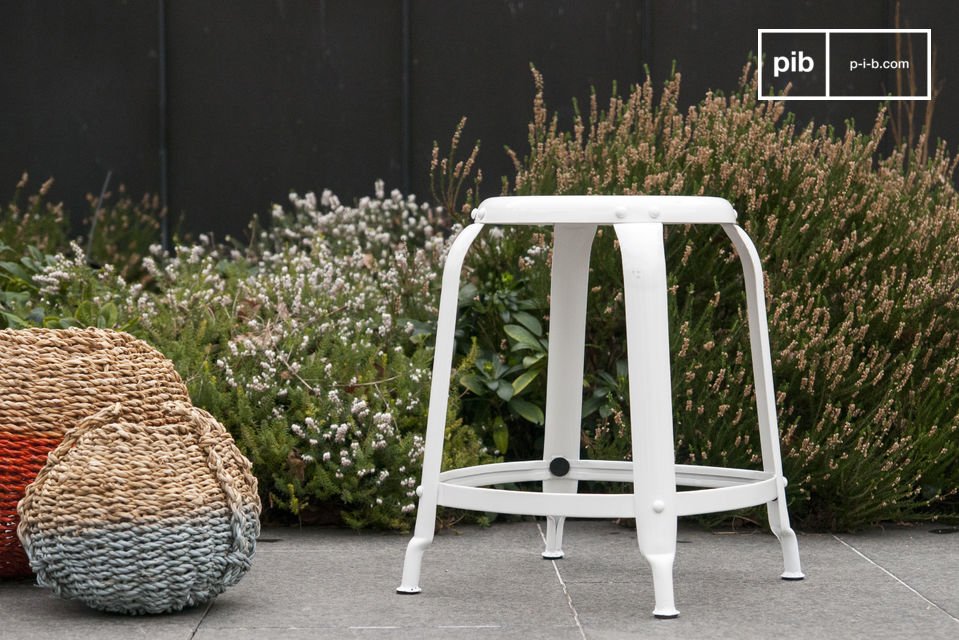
[[75, 300, 96, 324], [504, 324, 541, 350], [512, 311, 543, 337], [495, 381, 514, 402], [615, 359, 629, 378], [490, 358, 511, 378], [98, 302, 118, 328], [597, 371, 619, 388], [509, 398, 545, 425], [458, 282, 479, 307], [511, 369, 539, 395], [460, 374, 487, 396], [2, 312, 28, 328], [582, 395, 603, 418], [522, 352, 546, 368], [0, 261, 29, 281], [0, 291, 29, 304], [492, 417, 509, 454]]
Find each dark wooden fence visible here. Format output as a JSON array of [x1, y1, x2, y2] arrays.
[[2, 1, 956, 238]]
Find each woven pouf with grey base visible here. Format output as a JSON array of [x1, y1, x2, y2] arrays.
[[0, 327, 193, 577], [17, 401, 261, 614]]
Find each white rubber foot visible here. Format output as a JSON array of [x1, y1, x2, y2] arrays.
[[781, 571, 806, 580], [542, 550, 565, 560], [654, 608, 680, 619], [396, 585, 422, 594]]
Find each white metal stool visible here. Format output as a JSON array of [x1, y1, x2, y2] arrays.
[[397, 195, 804, 618]]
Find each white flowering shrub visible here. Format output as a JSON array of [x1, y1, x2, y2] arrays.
[[133, 183, 495, 528], [4, 182, 492, 529]]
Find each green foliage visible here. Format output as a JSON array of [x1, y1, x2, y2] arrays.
[[455, 272, 549, 455], [0, 174, 68, 255], [0, 240, 135, 331], [0, 174, 166, 332], [464, 63, 959, 530], [82, 186, 166, 280]]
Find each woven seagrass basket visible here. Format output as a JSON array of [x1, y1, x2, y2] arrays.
[[0, 328, 191, 578], [18, 401, 261, 614]]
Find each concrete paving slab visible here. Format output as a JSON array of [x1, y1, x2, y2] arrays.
[[0, 574, 205, 640], [3, 518, 958, 639], [553, 519, 959, 639], [832, 523, 959, 619], [194, 522, 578, 638], [193, 625, 586, 640]]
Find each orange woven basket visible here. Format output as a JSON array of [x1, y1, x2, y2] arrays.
[[0, 328, 190, 578]]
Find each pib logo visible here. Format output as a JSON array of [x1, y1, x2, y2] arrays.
[[759, 31, 827, 97], [773, 50, 815, 77]]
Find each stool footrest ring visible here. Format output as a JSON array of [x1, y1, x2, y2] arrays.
[[433, 460, 780, 518]]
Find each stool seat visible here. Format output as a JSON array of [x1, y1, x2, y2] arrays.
[[397, 195, 803, 619], [473, 195, 737, 225]]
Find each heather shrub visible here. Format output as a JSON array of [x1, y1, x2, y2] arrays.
[[462, 64, 959, 529], [0, 174, 68, 254], [82, 185, 166, 279], [123, 184, 494, 528]]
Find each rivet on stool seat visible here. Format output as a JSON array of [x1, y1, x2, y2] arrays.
[[396, 195, 804, 618]]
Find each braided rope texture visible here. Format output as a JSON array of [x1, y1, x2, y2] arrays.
[[18, 401, 261, 614], [1, 328, 190, 578]]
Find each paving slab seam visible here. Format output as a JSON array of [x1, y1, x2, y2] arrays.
[[833, 534, 959, 625], [349, 626, 402, 630], [435, 625, 502, 629], [537, 521, 588, 640], [188, 598, 216, 639]]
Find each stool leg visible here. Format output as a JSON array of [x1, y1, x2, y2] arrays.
[[397, 223, 485, 594], [722, 224, 804, 580], [615, 223, 680, 619], [542, 224, 596, 559]]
